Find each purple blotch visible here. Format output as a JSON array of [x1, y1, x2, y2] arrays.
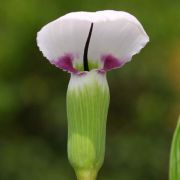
[[101, 54, 124, 72], [51, 54, 78, 73]]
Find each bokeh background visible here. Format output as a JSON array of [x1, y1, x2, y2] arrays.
[[0, 0, 180, 179]]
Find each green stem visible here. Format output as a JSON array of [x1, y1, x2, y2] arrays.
[[76, 169, 97, 180]]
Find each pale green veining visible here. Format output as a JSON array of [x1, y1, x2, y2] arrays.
[[67, 71, 110, 180], [75, 61, 100, 71], [170, 116, 180, 180]]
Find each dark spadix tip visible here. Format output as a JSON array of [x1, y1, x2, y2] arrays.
[[83, 23, 94, 71]]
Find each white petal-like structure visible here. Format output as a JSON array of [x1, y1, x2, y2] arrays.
[[37, 10, 149, 73]]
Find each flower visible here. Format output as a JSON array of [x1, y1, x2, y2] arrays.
[[37, 10, 149, 180], [37, 10, 149, 74]]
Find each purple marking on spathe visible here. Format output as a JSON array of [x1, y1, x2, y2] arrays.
[[75, 71, 87, 76], [51, 54, 78, 73], [101, 54, 124, 72]]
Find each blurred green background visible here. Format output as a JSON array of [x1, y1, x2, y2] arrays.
[[0, 0, 180, 179]]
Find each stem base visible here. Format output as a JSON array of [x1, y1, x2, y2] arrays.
[[76, 169, 97, 180]]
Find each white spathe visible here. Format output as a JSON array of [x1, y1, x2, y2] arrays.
[[37, 10, 149, 71]]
